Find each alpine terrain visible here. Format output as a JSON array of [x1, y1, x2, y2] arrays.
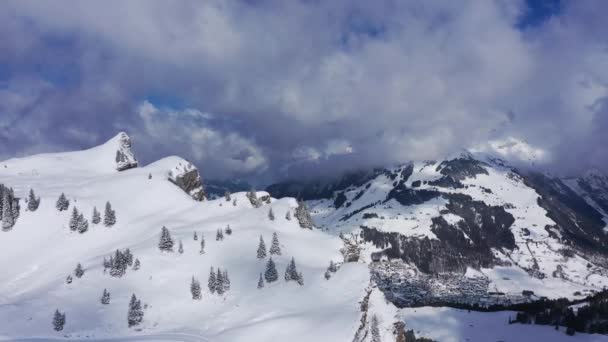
[[1, 133, 608, 342]]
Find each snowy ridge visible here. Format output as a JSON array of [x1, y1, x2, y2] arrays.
[[0, 135, 368, 341]]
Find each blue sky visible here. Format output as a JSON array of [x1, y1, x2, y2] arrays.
[[0, 0, 607, 182]]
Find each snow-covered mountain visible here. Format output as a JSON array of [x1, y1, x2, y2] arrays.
[[268, 152, 608, 307], [2, 133, 608, 341]]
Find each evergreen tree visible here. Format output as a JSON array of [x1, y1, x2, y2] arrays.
[[232, 198, 237, 206], [295, 200, 314, 229], [225, 225, 232, 235], [10, 193, 19, 221], [27, 189, 40, 211], [208, 267, 216, 293], [199, 234, 206, 254], [2, 190, 14, 230], [264, 257, 278, 283], [371, 314, 381, 342], [52, 309, 66, 331], [133, 258, 141, 270], [66, 275, 73, 284], [328, 260, 338, 273], [216, 268, 225, 295], [101, 289, 111, 305], [269, 232, 281, 255], [69, 207, 79, 231], [76, 213, 88, 233], [148, 173, 152, 180], [257, 235, 267, 258], [268, 208, 275, 221], [190, 277, 202, 300], [297, 272, 304, 286], [216, 229, 224, 241], [127, 294, 144, 328], [56, 193, 69, 211], [324, 269, 332, 280], [284, 257, 298, 282], [74, 263, 85, 278], [158, 226, 174, 252], [223, 270, 231, 292], [193, 231, 198, 241], [285, 211, 291, 220], [91, 207, 101, 224], [257, 273, 264, 289], [224, 191, 231, 201], [124, 249, 133, 266], [103, 201, 116, 227], [178, 240, 184, 254]]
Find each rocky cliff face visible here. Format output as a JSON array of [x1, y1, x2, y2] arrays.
[[168, 161, 206, 201], [114, 132, 138, 171]]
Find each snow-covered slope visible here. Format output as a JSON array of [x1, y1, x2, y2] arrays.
[[270, 153, 608, 304], [0, 135, 368, 341]]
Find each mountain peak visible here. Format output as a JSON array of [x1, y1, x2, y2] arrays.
[[109, 132, 138, 171]]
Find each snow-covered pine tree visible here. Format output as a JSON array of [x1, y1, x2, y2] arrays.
[[225, 224, 232, 235], [284, 257, 298, 282], [269, 232, 281, 255], [371, 314, 381, 342], [215, 268, 225, 295], [178, 240, 184, 254], [133, 258, 141, 270], [193, 231, 198, 241], [91, 206, 101, 224], [257, 273, 264, 289], [52, 309, 66, 331], [268, 208, 275, 221], [264, 257, 278, 283], [224, 191, 231, 201], [127, 294, 144, 328], [103, 201, 116, 227], [76, 213, 88, 233], [328, 260, 338, 273], [66, 275, 72, 284], [285, 211, 291, 220], [324, 269, 331, 280], [190, 276, 202, 300], [208, 267, 216, 293], [257, 235, 267, 258], [27, 189, 40, 211], [297, 272, 304, 285], [232, 198, 237, 206], [74, 263, 85, 278], [2, 190, 14, 230], [295, 200, 314, 229], [56, 193, 69, 211], [123, 248, 133, 267], [158, 226, 174, 252], [216, 229, 224, 241], [10, 191, 19, 221], [69, 207, 79, 231], [101, 289, 111, 305], [223, 270, 230, 292], [199, 234, 205, 254]]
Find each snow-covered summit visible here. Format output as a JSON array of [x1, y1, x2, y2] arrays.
[[112, 132, 138, 171], [0, 132, 138, 176]]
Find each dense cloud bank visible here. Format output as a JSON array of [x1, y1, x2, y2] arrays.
[[0, 0, 607, 181]]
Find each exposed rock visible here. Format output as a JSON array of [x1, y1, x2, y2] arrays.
[[168, 161, 206, 201], [114, 132, 138, 171]]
